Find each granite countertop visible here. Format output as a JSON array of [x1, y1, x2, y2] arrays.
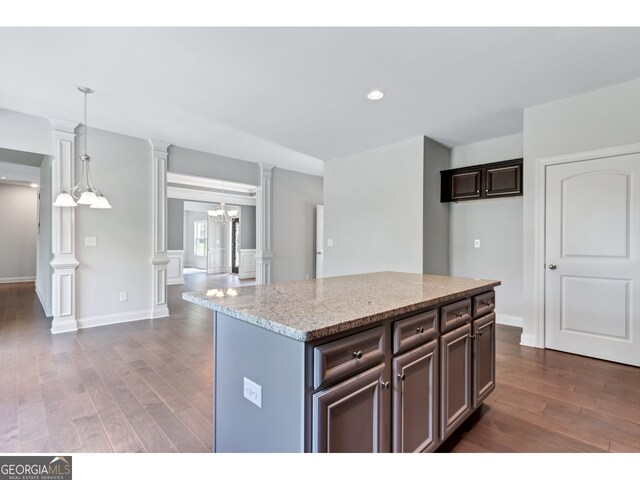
[[182, 272, 500, 342]]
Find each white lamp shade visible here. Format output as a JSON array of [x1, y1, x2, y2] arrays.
[[77, 190, 98, 205], [207, 210, 219, 217], [53, 191, 77, 207], [227, 209, 239, 217], [90, 195, 112, 209]]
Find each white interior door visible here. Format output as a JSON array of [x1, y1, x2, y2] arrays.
[[545, 154, 640, 366], [316, 205, 324, 279]]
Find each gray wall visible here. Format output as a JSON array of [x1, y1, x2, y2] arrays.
[[522, 78, 640, 345], [240, 205, 256, 249], [449, 133, 524, 325], [324, 137, 425, 277], [75, 127, 152, 320], [0, 108, 53, 156], [184, 210, 209, 269], [272, 168, 323, 282], [169, 146, 260, 186], [36, 155, 53, 315], [0, 183, 38, 280], [423, 137, 450, 275], [167, 198, 184, 250]]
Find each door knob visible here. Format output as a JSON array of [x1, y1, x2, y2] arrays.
[[548, 264, 557, 270]]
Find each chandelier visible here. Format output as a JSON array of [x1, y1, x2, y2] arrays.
[[53, 87, 111, 209], [207, 183, 238, 225]]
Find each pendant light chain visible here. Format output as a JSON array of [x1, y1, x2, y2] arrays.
[[83, 89, 88, 156]]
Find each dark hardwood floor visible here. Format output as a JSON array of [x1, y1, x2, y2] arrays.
[[1, 277, 639, 453]]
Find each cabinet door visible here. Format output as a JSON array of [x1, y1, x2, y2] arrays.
[[473, 313, 496, 408], [312, 363, 388, 453], [451, 170, 481, 200], [440, 323, 472, 440], [392, 339, 438, 453], [485, 163, 522, 197]]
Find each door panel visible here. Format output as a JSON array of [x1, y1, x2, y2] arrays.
[[440, 324, 472, 439], [545, 154, 640, 366], [473, 313, 496, 408], [392, 340, 438, 453], [316, 205, 324, 278]]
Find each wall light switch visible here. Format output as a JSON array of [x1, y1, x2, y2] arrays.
[[474, 239, 481, 248], [85, 236, 97, 247], [119, 292, 128, 302], [327, 239, 334, 247], [243, 377, 262, 408]]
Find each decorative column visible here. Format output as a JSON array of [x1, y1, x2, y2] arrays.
[[255, 164, 274, 284], [50, 119, 80, 334], [149, 139, 171, 319]]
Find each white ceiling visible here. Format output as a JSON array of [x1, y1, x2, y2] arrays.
[[1, 27, 640, 176]]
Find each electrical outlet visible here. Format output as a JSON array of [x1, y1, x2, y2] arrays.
[[85, 236, 97, 247], [305, 274, 310, 280], [119, 292, 128, 302], [243, 377, 262, 408], [474, 239, 481, 248], [327, 239, 334, 247]]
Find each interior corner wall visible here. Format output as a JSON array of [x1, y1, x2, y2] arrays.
[[449, 133, 523, 325], [168, 146, 260, 186], [36, 155, 53, 315], [0, 184, 38, 281], [522, 78, 640, 346], [423, 137, 450, 276], [75, 127, 152, 323], [272, 168, 323, 282], [167, 198, 184, 250], [324, 137, 424, 277], [240, 205, 256, 249], [0, 108, 53, 155]]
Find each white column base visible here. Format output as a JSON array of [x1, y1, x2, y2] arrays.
[[50, 257, 79, 334], [151, 253, 170, 319], [255, 251, 273, 285]]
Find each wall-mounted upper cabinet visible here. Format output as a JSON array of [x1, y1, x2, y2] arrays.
[[440, 158, 523, 202]]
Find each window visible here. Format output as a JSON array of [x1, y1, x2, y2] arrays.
[[194, 220, 207, 256]]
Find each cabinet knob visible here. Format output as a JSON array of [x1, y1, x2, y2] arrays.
[[469, 333, 476, 339], [456, 312, 464, 317], [416, 326, 424, 334], [482, 300, 491, 306], [478, 330, 483, 336], [353, 350, 363, 360], [398, 373, 406, 381], [380, 380, 390, 390]]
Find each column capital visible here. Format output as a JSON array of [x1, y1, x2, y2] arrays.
[[149, 139, 172, 154], [260, 163, 274, 174], [50, 117, 79, 133]]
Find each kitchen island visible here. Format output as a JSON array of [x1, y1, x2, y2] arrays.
[[183, 272, 500, 453]]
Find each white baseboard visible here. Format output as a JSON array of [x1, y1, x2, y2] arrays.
[[35, 283, 52, 318], [237, 274, 256, 280], [167, 278, 184, 285], [51, 318, 78, 334], [151, 306, 170, 319], [0, 276, 35, 284], [77, 309, 154, 330], [520, 332, 536, 347], [496, 313, 523, 328]]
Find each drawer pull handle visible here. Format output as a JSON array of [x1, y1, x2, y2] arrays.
[[456, 312, 464, 317], [380, 380, 390, 389], [353, 350, 363, 360], [482, 301, 492, 306], [398, 373, 406, 381], [416, 326, 425, 334]]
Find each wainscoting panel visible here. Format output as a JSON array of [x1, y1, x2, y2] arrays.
[[239, 249, 256, 279], [167, 250, 184, 285], [208, 247, 230, 274]]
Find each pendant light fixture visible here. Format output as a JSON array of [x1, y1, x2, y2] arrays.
[[53, 87, 111, 209], [207, 182, 239, 226]]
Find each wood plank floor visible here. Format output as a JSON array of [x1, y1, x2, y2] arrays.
[[1, 276, 639, 453]]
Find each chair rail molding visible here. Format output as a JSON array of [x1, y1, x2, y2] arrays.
[[150, 139, 171, 319], [50, 118, 80, 334], [255, 163, 274, 284]]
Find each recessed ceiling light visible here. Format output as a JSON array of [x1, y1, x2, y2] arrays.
[[30, 183, 38, 188], [367, 90, 384, 101]]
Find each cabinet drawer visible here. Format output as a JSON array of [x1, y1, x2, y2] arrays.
[[392, 309, 438, 354], [440, 298, 471, 333], [472, 290, 495, 318], [313, 326, 386, 389]]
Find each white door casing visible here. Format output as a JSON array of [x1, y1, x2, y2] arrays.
[[545, 153, 640, 366], [316, 205, 324, 279]]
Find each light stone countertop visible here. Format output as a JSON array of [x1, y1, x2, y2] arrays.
[[182, 272, 500, 342]]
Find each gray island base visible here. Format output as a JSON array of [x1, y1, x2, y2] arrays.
[[182, 272, 500, 453]]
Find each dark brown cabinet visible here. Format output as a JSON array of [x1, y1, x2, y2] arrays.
[[392, 339, 438, 453], [312, 363, 388, 453], [472, 313, 496, 408], [440, 323, 472, 439], [441, 158, 523, 202]]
